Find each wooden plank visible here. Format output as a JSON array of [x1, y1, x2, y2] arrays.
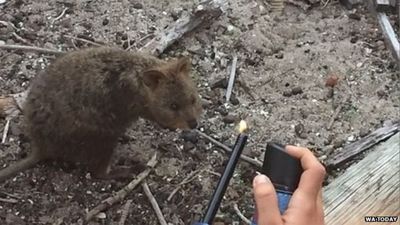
[[377, 12, 400, 67], [324, 133, 400, 225], [326, 121, 399, 168]]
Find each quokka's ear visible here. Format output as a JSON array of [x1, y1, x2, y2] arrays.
[[143, 69, 165, 90], [175, 57, 191, 75]]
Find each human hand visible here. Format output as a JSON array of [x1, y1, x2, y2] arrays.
[[253, 145, 326, 225]]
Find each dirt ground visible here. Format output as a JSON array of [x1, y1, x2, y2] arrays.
[[0, 0, 399, 224]]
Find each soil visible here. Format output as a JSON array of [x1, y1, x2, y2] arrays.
[[0, 0, 399, 225]]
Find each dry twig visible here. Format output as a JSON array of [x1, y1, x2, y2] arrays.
[[226, 55, 238, 102], [2, 119, 11, 144], [0, 44, 64, 55], [167, 168, 203, 201], [0, 197, 18, 204], [195, 130, 262, 168], [118, 199, 133, 225], [12, 32, 30, 45], [233, 203, 251, 225], [85, 154, 158, 221], [142, 182, 168, 225], [63, 34, 103, 47], [52, 7, 69, 24]]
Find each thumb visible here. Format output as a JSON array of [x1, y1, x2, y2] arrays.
[[253, 174, 283, 225]]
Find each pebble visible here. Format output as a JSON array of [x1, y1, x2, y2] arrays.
[[132, 2, 143, 9], [222, 114, 237, 124], [230, 94, 240, 105], [347, 135, 355, 142], [95, 212, 107, 219], [215, 106, 229, 116], [283, 90, 292, 97], [180, 130, 198, 144], [102, 18, 109, 26], [333, 139, 345, 148], [376, 89, 386, 98], [291, 86, 303, 95], [359, 129, 369, 137], [0, 0, 5, 4], [0, 40, 5, 45], [275, 52, 284, 59], [183, 142, 196, 151], [350, 36, 358, 43], [294, 123, 305, 136]]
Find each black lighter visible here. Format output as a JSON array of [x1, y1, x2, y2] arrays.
[[251, 143, 303, 224]]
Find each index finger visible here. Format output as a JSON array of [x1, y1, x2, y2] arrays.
[[285, 145, 326, 197]]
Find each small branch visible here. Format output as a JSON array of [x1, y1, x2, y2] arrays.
[[63, 34, 103, 47], [85, 154, 158, 221], [327, 121, 399, 168], [142, 182, 168, 225], [118, 199, 133, 225], [12, 32, 30, 45], [2, 119, 11, 144], [52, 7, 69, 24], [195, 130, 262, 168], [226, 54, 238, 102], [0, 197, 18, 204], [167, 168, 203, 202], [327, 96, 350, 130], [0, 44, 64, 55], [233, 203, 251, 225]]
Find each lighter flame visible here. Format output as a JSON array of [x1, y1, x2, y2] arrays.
[[238, 120, 247, 133]]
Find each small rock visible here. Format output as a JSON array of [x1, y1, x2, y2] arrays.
[[222, 114, 237, 124], [275, 52, 284, 59], [291, 86, 303, 95], [230, 94, 240, 105], [325, 74, 339, 87], [180, 130, 198, 144], [215, 106, 229, 116], [0, 0, 6, 4], [348, 13, 361, 21], [294, 123, 305, 136], [95, 212, 106, 219], [102, 18, 109, 26], [333, 139, 345, 148], [282, 90, 292, 97], [132, 2, 143, 9], [0, 40, 5, 45], [201, 99, 212, 109], [376, 89, 386, 98], [359, 129, 369, 137], [211, 78, 228, 89], [347, 135, 355, 142], [183, 142, 196, 151], [225, 24, 236, 35]]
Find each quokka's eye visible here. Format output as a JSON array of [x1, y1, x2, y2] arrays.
[[170, 103, 178, 110], [191, 96, 196, 104]]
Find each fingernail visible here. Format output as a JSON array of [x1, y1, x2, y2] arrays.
[[254, 174, 271, 185], [255, 171, 261, 175]]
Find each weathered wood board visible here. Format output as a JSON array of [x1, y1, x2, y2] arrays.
[[323, 133, 400, 225]]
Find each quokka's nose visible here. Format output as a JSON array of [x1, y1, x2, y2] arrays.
[[187, 120, 198, 129]]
